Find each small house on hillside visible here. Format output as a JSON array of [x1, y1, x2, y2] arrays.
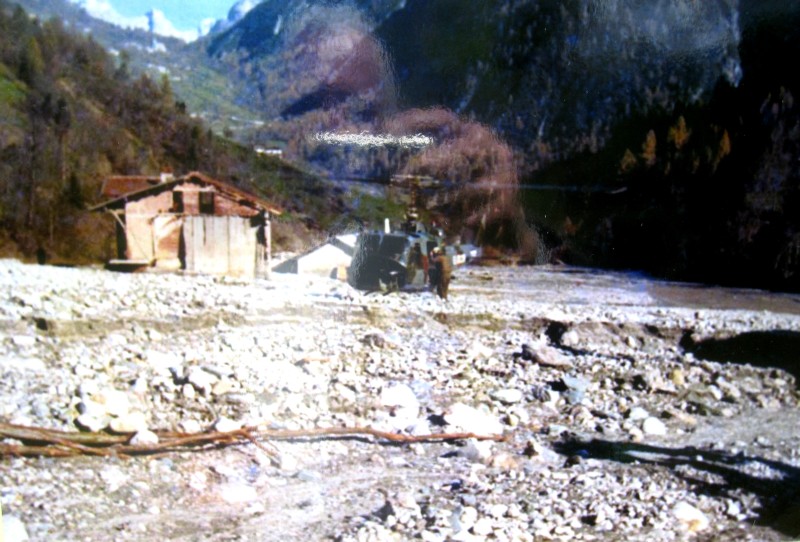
[[90, 171, 282, 278]]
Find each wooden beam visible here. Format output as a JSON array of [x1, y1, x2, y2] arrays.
[[106, 210, 152, 265]]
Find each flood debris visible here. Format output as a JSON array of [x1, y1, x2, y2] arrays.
[[2, 260, 799, 540], [0, 422, 505, 459]]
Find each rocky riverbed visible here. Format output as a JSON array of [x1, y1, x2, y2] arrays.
[[1, 259, 799, 541]]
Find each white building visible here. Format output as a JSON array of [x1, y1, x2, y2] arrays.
[[272, 234, 357, 279]]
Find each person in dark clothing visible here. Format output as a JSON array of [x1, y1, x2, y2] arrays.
[[407, 243, 422, 285], [427, 247, 438, 288], [421, 250, 430, 286], [432, 247, 452, 299]]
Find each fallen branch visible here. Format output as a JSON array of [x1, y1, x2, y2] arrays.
[[0, 422, 506, 459]]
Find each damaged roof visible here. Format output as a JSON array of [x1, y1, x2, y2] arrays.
[[89, 171, 283, 215]]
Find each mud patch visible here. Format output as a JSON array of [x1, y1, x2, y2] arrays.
[[682, 330, 800, 384], [28, 313, 245, 339], [537, 318, 685, 357]]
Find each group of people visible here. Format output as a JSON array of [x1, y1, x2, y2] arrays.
[[407, 243, 452, 299]]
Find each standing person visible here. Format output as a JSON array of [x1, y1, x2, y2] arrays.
[[427, 246, 439, 290], [432, 247, 452, 300], [421, 246, 430, 286], [407, 243, 422, 285]]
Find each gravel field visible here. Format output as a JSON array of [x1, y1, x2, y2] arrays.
[[1, 259, 799, 541]]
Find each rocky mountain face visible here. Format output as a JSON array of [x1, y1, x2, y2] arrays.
[[376, 0, 741, 162], [203, 0, 741, 158], [208, 0, 266, 36], [8, 0, 800, 289], [199, 0, 800, 290]]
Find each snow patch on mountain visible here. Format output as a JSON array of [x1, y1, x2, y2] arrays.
[[208, 0, 262, 34], [228, 0, 261, 23]]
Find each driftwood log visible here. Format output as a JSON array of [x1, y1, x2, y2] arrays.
[[0, 422, 506, 459]]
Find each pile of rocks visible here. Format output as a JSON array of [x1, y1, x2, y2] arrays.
[[1, 259, 799, 541]]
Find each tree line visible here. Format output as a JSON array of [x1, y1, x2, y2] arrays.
[[0, 1, 345, 262]]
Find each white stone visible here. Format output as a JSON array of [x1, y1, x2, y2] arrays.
[[472, 517, 494, 536], [674, 501, 709, 532], [98, 389, 130, 417], [78, 380, 100, 398], [490, 388, 524, 405], [460, 506, 478, 529], [100, 466, 129, 492], [528, 344, 573, 368], [0, 356, 46, 372], [278, 364, 310, 393], [642, 417, 667, 436], [560, 330, 580, 348], [461, 439, 495, 462], [130, 429, 159, 446], [131, 376, 148, 395], [75, 413, 108, 432], [222, 333, 253, 352], [279, 453, 299, 471], [627, 425, 644, 442], [394, 491, 419, 511], [109, 411, 148, 433], [421, 530, 444, 542], [444, 403, 504, 435], [145, 350, 181, 370], [180, 419, 203, 434], [214, 417, 243, 433], [408, 418, 432, 436], [181, 383, 196, 399], [187, 366, 218, 392], [105, 333, 128, 347], [188, 471, 208, 492], [11, 335, 36, 348], [467, 340, 493, 360], [380, 383, 419, 411], [377, 383, 421, 431], [726, 500, 742, 518], [211, 464, 238, 479], [627, 407, 650, 421], [375, 407, 421, 432], [212, 378, 233, 396], [509, 406, 531, 425], [1, 515, 29, 542], [489, 504, 509, 518], [219, 482, 258, 504]]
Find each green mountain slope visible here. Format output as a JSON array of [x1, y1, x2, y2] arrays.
[[8, 0, 800, 289], [13, 0, 263, 136], [0, 0, 346, 263]]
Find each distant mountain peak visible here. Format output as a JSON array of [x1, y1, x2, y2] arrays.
[[70, 0, 202, 42], [229, 0, 262, 22], [208, 0, 263, 35]]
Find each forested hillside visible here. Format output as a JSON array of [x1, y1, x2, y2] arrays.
[[0, 1, 344, 263], [12, 0, 262, 136], [533, 0, 800, 290], [200, 0, 800, 290], [4, 0, 800, 290]]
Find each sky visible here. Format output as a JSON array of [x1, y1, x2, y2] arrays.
[[71, 0, 245, 41]]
